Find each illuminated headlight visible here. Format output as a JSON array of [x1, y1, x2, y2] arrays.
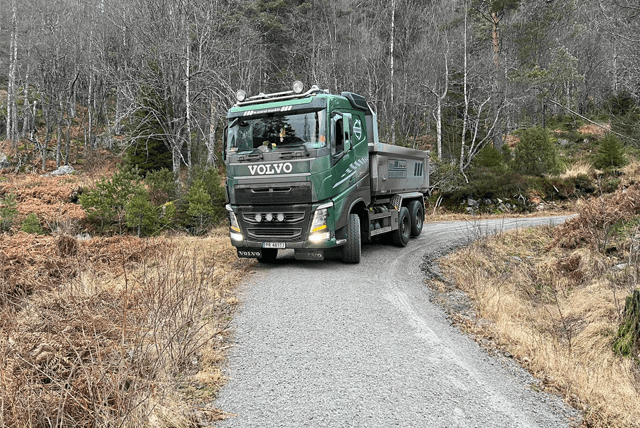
[[236, 89, 247, 102], [309, 231, 330, 243], [277, 213, 285, 222], [309, 202, 333, 241], [226, 204, 241, 233], [255, 213, 262, 223], [266, 213, 273, 222], [230, 232, 244, 242]]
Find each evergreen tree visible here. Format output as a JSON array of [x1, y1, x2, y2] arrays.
[[513, 127, 559, 176], [595, 134, 626, 170]]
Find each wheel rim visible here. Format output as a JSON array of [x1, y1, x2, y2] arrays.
[[402, 215, 410, 240], [415, 209, 423, 230]]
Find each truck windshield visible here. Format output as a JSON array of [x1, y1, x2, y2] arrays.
[[228, 110, 326, 154]]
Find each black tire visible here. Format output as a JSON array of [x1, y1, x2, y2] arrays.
[[342, 213, 361, 264], [391, 207, 411, 247], [257, 248, 278, 263], [408, 200, 424, 237]]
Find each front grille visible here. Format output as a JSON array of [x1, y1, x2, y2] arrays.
[[234, 182, 312, 205], [242, 212, 305, 224], [236, 204, 310, 242], [247, 228, 303, 239]]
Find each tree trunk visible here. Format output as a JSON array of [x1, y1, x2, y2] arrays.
[[43, 105, 51, 172], [88, 73, 94, 150], [390, 0, 396, 145], [65, 98, 71, 165], [460, 3, 469, 173], [21, 62, 30, 138], [56, 96, 63, 168], [491, 12, 503, 148], [172, 143, 181, 182], [436, 97, 443, 160], [7, 0, 18, 144], [185, 22, 193, 176]]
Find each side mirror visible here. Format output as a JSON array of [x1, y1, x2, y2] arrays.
[[343, 113, 352, 152], [222, 125, 228, 163]]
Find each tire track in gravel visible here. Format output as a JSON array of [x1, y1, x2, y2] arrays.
[[215, 216, 580, 428]]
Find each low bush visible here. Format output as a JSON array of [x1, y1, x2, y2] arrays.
[[513, 127, 560, 176], [595, 134, 626, 170], [0, 192, 18, 231], [20, 212, 45, 235]]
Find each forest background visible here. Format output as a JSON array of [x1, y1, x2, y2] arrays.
[[2, 1, 640, 427], [1, 0, 639, 191]]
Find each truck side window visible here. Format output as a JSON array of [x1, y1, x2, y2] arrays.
[[335, 118, 344, 153], [331, 114, 344, 155]]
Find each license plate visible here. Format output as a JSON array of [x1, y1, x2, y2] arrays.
[[263, 242, 285, 249]]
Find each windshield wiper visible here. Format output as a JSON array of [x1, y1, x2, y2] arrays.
[[278, 143, 309, 159], [238, 147, 264, 162]]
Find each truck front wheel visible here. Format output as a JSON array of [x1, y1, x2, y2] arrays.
[[408, 200, 424, 237], [342, 213, 361, 264], [391, 207, 410, 247]]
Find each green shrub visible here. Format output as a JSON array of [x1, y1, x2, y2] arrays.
[[595, 134, 626, 170], [145, 168, 180, 205], [125, 187, 158, 237], [474, 145, 505, 171], [21, 213, 45, 235], [124, 139, 172, 175], [613, 289, 640, 357], [79, 164, 144, 232], [0, 192, 18, 232], [605, 91, 636, 116], [188, 166, 226, 223], [185, 179, 216, 235], [574, 174, 596, 194], [601, 177, 621, 193], [513, 126, 560, 176]]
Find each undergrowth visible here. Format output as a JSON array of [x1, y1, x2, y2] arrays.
[[436, 184, 640, 427], [0, 232, 254, 426]]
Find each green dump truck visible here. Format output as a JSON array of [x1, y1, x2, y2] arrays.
[[223, 82, 429, 263]]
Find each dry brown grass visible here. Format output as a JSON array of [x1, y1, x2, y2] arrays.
[[436, 191, 640, 427], [425, 209, 574, 223], [561, 160, 596, 180], [0, 230, 255, 427], [552, 184, 640, 251], [578, 123, 610, 139]]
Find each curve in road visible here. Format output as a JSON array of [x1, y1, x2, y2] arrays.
[[215, 216, 580, 427]]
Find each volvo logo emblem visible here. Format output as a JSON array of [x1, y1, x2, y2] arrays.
[[248, 162, 294, 176], [353, 119, 363, 140]]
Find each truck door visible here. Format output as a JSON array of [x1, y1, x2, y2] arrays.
[[331, 112, 358, 194]]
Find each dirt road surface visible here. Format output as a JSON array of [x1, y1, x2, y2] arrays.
[[215, 216, 580, 427]]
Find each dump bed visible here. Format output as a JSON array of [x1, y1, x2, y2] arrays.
[[368, 143, 429, 197]]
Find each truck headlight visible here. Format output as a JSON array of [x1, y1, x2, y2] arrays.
[[309, 202, 332, 242], [226, 204, 242, 238]]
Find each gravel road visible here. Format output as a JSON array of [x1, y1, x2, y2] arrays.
[[215, 216, 581, 427]]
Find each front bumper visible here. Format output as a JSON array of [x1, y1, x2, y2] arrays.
[[227, 203, 340, 250]]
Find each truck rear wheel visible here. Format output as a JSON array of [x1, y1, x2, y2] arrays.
[[391, 207, 410, 247], [342, 213, 361, 264], [257, 248, 278, 263], [408, 200, 424, 237]]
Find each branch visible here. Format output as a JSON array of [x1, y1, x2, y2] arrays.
[[549, 99, 639, 143]]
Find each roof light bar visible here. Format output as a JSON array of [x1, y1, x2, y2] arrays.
[[233, 83, 326, 107]]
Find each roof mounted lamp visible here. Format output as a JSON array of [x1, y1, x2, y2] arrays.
[[236, 89, 247, 102], [292, 81, 304, 94]]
